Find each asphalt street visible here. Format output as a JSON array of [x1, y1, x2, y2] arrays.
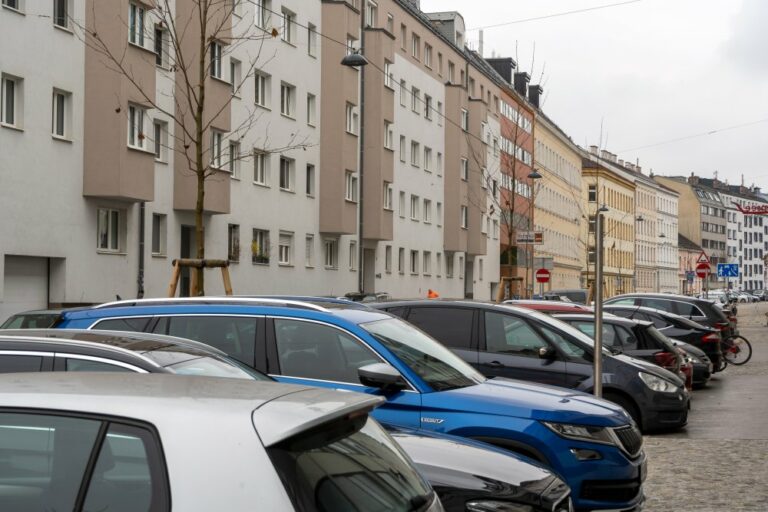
[[642, 302, 768, 511]]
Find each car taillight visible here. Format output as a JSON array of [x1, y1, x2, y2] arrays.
[[728, 315, 738, 325], [714, 322, 729, 331], [701, 333, 720, 343], [654, 351, 679, 370]]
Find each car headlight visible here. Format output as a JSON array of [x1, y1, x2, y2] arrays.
[[466, 501, 534, 512], [542, 421, 616, 446], [686, 354, 700, 364], [638, 371, 678, 393]]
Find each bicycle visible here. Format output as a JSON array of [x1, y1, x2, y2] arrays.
[[720, 335, 753, 367]]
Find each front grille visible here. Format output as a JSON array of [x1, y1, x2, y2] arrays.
[[613, 425, 643, 457], [580, 478, 641, 502]]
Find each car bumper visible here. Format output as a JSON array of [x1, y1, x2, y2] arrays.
[[691, 362, 711, 386], [640, 388, 689, 431]]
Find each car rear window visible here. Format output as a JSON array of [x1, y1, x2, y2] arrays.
[[406, 307, 474, 350], [0, 354, 44, 373], [266, 415, 433, 512]]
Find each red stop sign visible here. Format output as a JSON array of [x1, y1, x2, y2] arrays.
[[695, 263, 710, 279], [535, 268, 551, 283]]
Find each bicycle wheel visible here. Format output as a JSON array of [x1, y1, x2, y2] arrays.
[[724, 336, 752, 365]]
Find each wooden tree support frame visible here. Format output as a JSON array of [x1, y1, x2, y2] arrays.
[[167, 259, 233, 297], [495, 276, 524, 303]]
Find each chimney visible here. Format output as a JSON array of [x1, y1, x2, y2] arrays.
[[485, 57, 516, 84], [688, 172, 699, 185], [528, 84, 543, 109], [478, 30, 484, 57], [636, 165, 642, 174], [589, 145, 599, 155], [600, 150, 612, 161], [618, 159, 624, 167], [513, 71, 530, 97], [625, 162, 634, 171]]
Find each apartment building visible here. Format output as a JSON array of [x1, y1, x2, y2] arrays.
[[679, 234, 704, 295], [655, 175, 727, 291], [656, 183, 680, 293], [531, 110, 583, 290]]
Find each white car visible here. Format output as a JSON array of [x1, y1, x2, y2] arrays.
[[0, 373, 442, 512]]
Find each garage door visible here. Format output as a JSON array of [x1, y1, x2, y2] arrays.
[[1, 256, 48, 324]]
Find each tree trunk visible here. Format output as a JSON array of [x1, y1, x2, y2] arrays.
[[193, 1, 208, 296]]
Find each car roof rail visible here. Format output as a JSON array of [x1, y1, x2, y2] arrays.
[[92, 297, 328, 312]]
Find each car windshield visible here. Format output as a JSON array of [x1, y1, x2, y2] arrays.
[[361, 318, 485, 391], [0, 313, 59, 329], [144, 350, 271, 381]]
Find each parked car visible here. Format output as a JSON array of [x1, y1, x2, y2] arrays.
[[602, 304, 723, 376], [387, 426, 573, 512], [670, 340, 712, 389], [0, 372, 442, 511], [504, 299, 593, 314], [0, 329, 271, 379], [0, 309, 61, 329], [55, 297, 646, 511], [544, 289, 590, 304], [372, 300, 688, 434], [603, 293, 735, 340], [553, 315, 693, 391]]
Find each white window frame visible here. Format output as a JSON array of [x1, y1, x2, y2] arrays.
[[280, 82, 295, 117], [252, 228, 270, 264], [127, 104, 147, 150], [460, 158, 468, 181], [399, 191, 406, 218], [411, 33, 420, 59], [383, 182, 393, 210], [253, 151, 268, 185], [423, 146, 432, 171], [51, 89, 69, 138], [255, 0, 271, 29], [345, 103, 359, 135], [399, 135, 406, 162], [306, 164, 315, 196], [410, 141, 420, 167], [410, 250, 419, 274], [279, 156, 294, 191], [365, 0, 377, 27], [254, 72, 270, 107], [306, 93, 316, 126], [210, 41, 223, 79], [53, 0, 69, 29], [424, 94, 432, 120], [411, 87, 420, 113], [423, 199, 432, 223], [1, 75, 21, 127], [460, 205, 468, 229], [410, 194, 419, 221], [384, 121, 394, 149], [228, 141, 241, 179], [305, 234, 315, 267], [128, 3, 145, 47], [152, 213, 167, 256], [307, 23, 318, 56], [324, 239, 339, 269], [97, 208, 122, 252], [281, 7, 296, 43], [278, 232, 293, 266], [399, 80, 407, 107], [345, 171, 359, 202], [349, 241, 357, 270], [153, 119, 168, 162], [385, 245, 392, 273], [384, 61, 394, 89], [230, 58, 242, 96], [437, 202, 442, 226], [228, 224, 240, 262], [424, 44, 432, 67], [423, 251, 431, 275], [461, 109, 468, 131], [210, 130, 224, 168]]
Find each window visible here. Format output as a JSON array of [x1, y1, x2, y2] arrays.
[[411, 87, 420, 113], [436, 202, 442, 226], [386, 13, 394, 33], [461, 108, 468, 131], [399, 135, 406, 162], [485, 312, 548, 356], [460, 158, 468, 180], [423, 251, 431, 274], [411, 33, 420, 59], [437, 101, 443, 126], [228, 224, 240, 261], [2, 0, 20, 10], [424, 44, 432, 67], [253, 151, 267, 185], [306, 164, 315, 196], [306, 93, 316, 125], [305, 234, 314, 266], [410, 194, 419, 220], [438, 53, 443, 75], [279, 232, 293, 265], [480, 168, 488, 189], [436, 152, 443, 175], [210, 130, 224, 168], [365, 0, 377, 27], [384, 245, 392, 273], [324, 238, 338, 268], [1, 75, 20, 127], [410, 141, 420, 166], [128, 3, 145, 46], [588, 184, 597, 202], [53, 0, 69, 28], [254, 72, 269, 107], [252, 228, 270, 263], [280, 83, 295, 117], [230, 58, 241, 94], [423, 146, 432, 171], [424, 94, 432, 119], [346, 35, 357, 56], [51, 89, 69, 138], [159, 315, 257, 363], [255, 0, 271, 29], [400, 24, 406, 48], [228, 141, 240, 178], [151, 213, 166, 255], [460, 206, 468, 229], [384, 61, 394, 88], [279, 156, 293, 191], [127, 104, 146, 149], [0, 354, 43, 372], [345, 171, 358, 202], [384, 121, 394, 149], [446, 253, 454, 277], [210, 41, 222, 79], [410, 250, 419, 274], [448, 61, 455, 83], [307, 23, 317, 56], [398, 247, 405, 273], [399, 191, 406, 217], [399, 80, 407, 107], [458, 256, 465, 279], [97, 208, 121, 252], [345, 103, 358, 134], [383, 182, 393, 210], [274, 319, 380, 383], [281, 7, 295, 43], [153, 120, 167, 161], [349, 241, 357, 270], [407, 307, 474, 349], [423, 199, 432, 223]]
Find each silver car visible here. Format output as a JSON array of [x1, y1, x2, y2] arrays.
[[0, 373, 442, 512]]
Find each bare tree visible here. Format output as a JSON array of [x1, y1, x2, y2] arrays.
[[74, 0, 311, 294]]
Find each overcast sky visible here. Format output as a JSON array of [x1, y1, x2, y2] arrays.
[[421, 0, 768, 191]]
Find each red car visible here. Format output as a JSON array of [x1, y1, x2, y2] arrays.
[[503, 300, 593, 314]]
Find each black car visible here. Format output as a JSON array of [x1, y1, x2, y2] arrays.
[[602, 305, 723, 375], [387, 427, 573, 512], [0, 329, 270, 379], [669, 340, 712, 389], [372, 300, 689, 432], [603, 293, 734, 340], [0, 310, 61, 329]]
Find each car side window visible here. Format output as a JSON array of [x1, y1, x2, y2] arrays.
[[674, 302, 704, 318], [484, 312, 547, 357], [640, 298, 672, 312], [569, 322, 615, 350], [0, 354, 43, 373], [384, 307, 408, 319], [92, 317, 151, 332], [607, 298, 636, 306], [274, 319, 380, 384], [64, 358, 134, 373], [406, 307, 473, 350], [614, 325, 639, 350], [538, 324, 588, 359], [154, 316, 256, 365]]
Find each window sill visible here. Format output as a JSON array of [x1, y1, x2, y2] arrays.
[[345, 130, 359, 137], [228, 259, 240, 264], [1, 123, 24, 132], [97, 250, 127, 256], [53, 23, 73, 34], [281, 39, 297, 48], [211, 75, 229, 86], [307, 122, 316, 128], [280, 187, 296, 194], [51, 134, 72, 143], [255, 103, 271, 111], [230, 174, 240, 181], [280, 113, 296, 121], [1, 4, 23, 15], [253, 181, 269, 188], [306, 264, 315, 269], [128, 41, 156, 56], [151, 253, 167, 258], [324, 266, 338, 271], [127, 144, 153, 155], [279, 263, 294, 268], [252, 261, 270, 266], [383, 207, 393, 212], [155, 158, 168, 165], [306, 194, 315, 199], [384, 146, 394, 153], [345, 199, 358, 204]]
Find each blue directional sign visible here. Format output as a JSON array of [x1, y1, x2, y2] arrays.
[[717, 263, 740, 278]]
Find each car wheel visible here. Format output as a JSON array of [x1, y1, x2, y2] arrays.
[[603, 392, 641, 429]]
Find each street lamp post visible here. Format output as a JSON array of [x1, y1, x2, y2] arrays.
[[340, 20, 369, 295], [594, 203, 609, 398], [527, 169, 542, 298]]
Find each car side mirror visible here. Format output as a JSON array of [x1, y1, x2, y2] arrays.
[[538, 346, 558, 360], [358, 363, 407, 391]]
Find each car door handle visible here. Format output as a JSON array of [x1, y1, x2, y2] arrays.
[[486, 360, 504, 368]]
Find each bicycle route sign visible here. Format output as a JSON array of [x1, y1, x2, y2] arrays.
[[717, 263, 740, 278]]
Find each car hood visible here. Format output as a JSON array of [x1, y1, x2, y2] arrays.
[[423, 377, 631, 427], [613, 353, 685, 386], [388, 427, 568, 509]]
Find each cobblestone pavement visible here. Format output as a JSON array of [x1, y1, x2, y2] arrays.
[[641, 303, 768, 511]]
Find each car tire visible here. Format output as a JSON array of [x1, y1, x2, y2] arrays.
[[603, 392, 641, 430]]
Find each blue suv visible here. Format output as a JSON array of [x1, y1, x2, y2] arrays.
[[53, 297, 646, 511]]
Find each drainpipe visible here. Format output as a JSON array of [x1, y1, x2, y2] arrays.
[[137, 202, 146, 298]]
